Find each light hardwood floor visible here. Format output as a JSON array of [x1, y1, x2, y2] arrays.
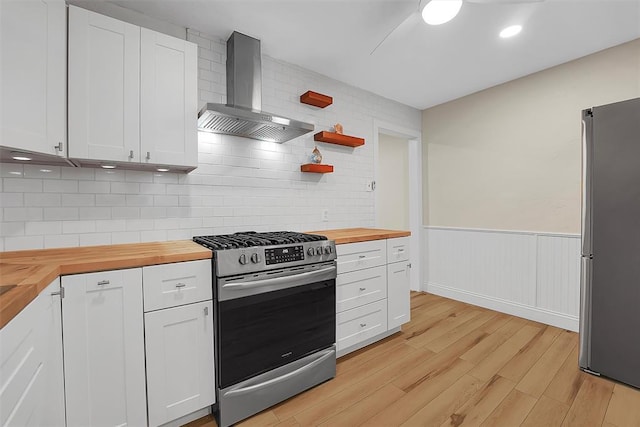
[[187, 292, 640, 427]]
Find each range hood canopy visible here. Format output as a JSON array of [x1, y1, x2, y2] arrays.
[[197, 32, 314, 143]]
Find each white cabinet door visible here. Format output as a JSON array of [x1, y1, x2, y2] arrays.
[[0, 279, 65, 427], [140, 28, 198, 168], [387, 261, 411, 329], [62, 268, 147, 427], [68, 5, 140, 163], [0, 0, 65, 156], [145, 300, 215, 427]]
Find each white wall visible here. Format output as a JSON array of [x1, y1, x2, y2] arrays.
[[377, 134, 409, 230], [423, 38, 640, 234], [0, 28, 421, 251]]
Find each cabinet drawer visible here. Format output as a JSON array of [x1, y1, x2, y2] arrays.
[[336, 300, 387, 351], [336, 265, 386, 313], [143, 260, 212, 312], [336, 240, 387, 274], [387, 237, 410, 263]]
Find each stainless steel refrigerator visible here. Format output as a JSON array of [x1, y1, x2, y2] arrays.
[[580, 96, 640, 388]]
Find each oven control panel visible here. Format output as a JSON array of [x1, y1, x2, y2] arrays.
[[265, 245, 304, 265]]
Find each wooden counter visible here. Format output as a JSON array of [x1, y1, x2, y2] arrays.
[[0, 240, 211, 329], [306, 227, 411, 244]]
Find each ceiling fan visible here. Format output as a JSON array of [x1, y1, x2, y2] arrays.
[[370, 0, 545, 55]]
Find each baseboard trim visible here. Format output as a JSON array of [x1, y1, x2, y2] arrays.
[[426, 282, 579, 332]]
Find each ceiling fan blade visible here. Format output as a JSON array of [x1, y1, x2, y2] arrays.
[[466, 0, 544, 3], [370, 12, 420, 55]]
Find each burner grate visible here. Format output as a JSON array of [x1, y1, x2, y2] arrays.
[[193, 231, 327, 251]]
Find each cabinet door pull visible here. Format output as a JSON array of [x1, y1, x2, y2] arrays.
[[360, 323, 367, 327], [204, 306, 209, 316], [146, 151, 151, 160], [175, 283, 186, 288], [359, 287, 366, 291], [54, 142, 63, 152], [129, 150, 134, 159], [407, 263, 412, 268], [97, 280, 110, 286], [358, 255, 366, 259]]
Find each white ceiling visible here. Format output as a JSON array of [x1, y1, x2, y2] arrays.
[[111, 0, 640, 110]]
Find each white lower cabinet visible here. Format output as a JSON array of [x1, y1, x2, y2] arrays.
[[62, 268, 147, 427], [336, 236, 412, 356], [144, 301, 215, 426], [142, 260, 215, 426], [337, 300, 388, 351], [0, 279, 65, 427]]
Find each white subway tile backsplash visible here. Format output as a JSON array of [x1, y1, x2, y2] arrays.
[[96, 194, 126, 207], [5, 235, 44, 251], [62, 220, 95, 234], [44, 180, 78, 193], [25, 221, 63, 236], [1, 27, 420, 250], [4, 178, 43, 192], [44, 207, 79, 221], [4, 207, 43, 222], [61, 194, 95, 206], [1, 193, 23, 207]]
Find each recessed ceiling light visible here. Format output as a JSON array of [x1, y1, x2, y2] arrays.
[[422, 0, 463, 26], [101, 164, 116, 169], [500, 25, 522, 38], [156, 168, 170, 172], [11, 152, 32, 161]]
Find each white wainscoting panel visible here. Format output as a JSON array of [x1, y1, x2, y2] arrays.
[[424, 226, 580, 331]]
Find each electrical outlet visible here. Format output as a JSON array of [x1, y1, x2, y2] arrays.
[[366, 181, 375, 191], [322, 209, 329, 222]]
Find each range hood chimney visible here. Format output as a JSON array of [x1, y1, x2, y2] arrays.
[[197, 32, 314, 143]]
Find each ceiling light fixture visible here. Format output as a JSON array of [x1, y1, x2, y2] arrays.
[[500, 24, 523, 38], [156, 168, 170, 172], [101, 164, 116, 169], [422, 0, 463, 26], [11, 152, 32, 161]]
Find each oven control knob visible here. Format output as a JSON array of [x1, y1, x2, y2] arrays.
[[324, 246, 332, 255], [307, 247, 315, 256], [239, 254, 248, 265], [315, 247, 323, 256], [251, 253, 261, 263]]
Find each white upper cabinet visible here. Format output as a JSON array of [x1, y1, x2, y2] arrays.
[[68, 6, 198, 170], [68, 5, 140, 163], [141, 28, 198, 168], [0, 0, 66, 156]]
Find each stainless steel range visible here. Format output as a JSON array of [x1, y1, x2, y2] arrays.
[[193, 231, 337, 427]]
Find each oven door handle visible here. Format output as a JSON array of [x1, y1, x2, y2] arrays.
[[223, 347, 335, 398], [222, 266, 336, 291]]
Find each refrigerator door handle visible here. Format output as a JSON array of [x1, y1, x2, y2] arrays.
[[579, 255, 593, 369], [581, 113, 593, 257]]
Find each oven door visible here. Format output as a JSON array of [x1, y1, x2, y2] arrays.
[[216, 262, 336, 389]]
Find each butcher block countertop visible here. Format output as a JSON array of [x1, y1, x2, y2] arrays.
[[0, 240, 212, 329], [306, 227, 411, 244]]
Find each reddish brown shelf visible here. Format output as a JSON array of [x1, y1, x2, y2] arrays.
[[300, 91, 333, 108], [314, 131, 365, 147], [301, 164, 334, 173]]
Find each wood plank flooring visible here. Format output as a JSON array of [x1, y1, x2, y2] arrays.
[[186, 292, 640, 427]]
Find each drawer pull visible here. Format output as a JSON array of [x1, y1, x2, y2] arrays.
[[175, 283, 186, 288], [97, 280, 110, 286], [360, 323, 367, 327], [204, 306, 209, 316], [359, 287, 366, 291], [358, 255, 366, 259]]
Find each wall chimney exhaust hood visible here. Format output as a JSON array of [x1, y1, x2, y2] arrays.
[[197, 32, 314, 143]]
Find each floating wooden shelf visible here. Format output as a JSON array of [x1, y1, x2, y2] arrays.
[[300, 91, 333, 108], [314, 131, 365, 147], [301, 163, 334, 173]]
